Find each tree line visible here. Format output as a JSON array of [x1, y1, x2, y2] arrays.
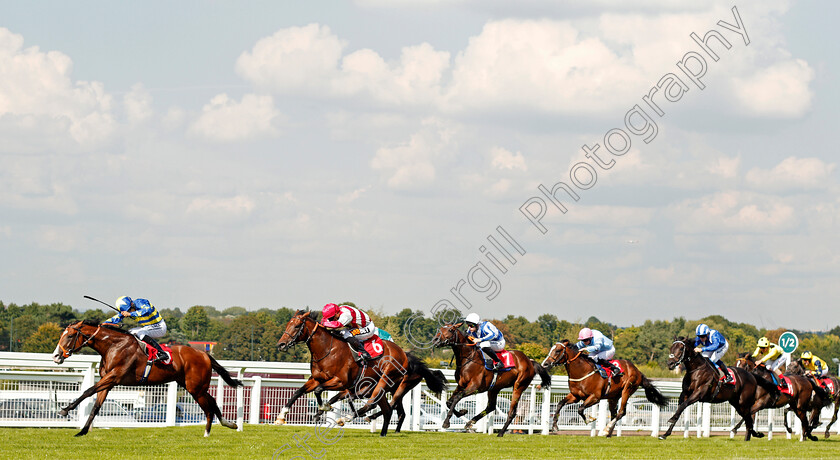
[[2, 300, 839, 375]]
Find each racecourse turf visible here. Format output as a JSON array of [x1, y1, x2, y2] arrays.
[[3, 425, 839, 459]]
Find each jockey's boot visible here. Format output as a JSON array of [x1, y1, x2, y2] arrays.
[[776, 373, 788, 390], [482, 347, 504, 371], [143, 336, 169, 363], [347, 336, 373, 361], [717, 362, 733, 384], [600, 359, 623, 379]]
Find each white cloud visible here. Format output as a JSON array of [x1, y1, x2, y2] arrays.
[[370, 118, 457, 189], [123, 83, 153, 124], [190, 93, 280, 141], [337, 186, 371, 203], [671, 191, 796, 233], [745, 157, 835, 191], [491, 147, 527, 171], [186, 195, 256, 219], [731, 59, 814, 118], [0, 27, 115, 146]]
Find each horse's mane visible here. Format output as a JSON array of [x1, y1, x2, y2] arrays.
[[94, 320, 132, 336], [295, 309, 320, 322], [560, 339, 577, 351]]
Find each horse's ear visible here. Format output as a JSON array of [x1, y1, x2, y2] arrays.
[[454, 322, 463, 328], [560, 339, 570, 345], [294, 309, 303, 316], [309, 311, 319, 320]]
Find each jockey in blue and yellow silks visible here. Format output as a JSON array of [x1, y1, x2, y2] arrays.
[[104, 296, 169, 362], [801, 351, 830, 378]]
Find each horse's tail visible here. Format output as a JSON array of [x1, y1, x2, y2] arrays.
[[640, 374, 668, 407], [532, 360, 552, 390], [407, 353, 447, 395], [208, 354, 244, 387]]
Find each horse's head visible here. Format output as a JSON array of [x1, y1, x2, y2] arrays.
[[786, 359, 806, 375], [541, 340, 572, 369], [735, 352, 756, 370], [277, 310, 318, 351], [667, 337, 693, 370], [53, 320, 99, 364], [434, 322, 464, 347]]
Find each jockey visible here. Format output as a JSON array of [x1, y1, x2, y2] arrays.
[[464, 313, 505, 371], [576, 328, 623, 378], [321, 303, 375, 361], [103, 296, 169, 363], [694, 324, 733, 384], [801, 351, 830, 379], [751, 337, 790, 389]]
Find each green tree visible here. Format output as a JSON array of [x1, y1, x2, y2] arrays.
[[516, 342, 548, 361], [182, 306, 211, 340], [22, 322, 62, 353]]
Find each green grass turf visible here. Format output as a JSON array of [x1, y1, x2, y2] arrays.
[[3, 425, 839, 459]]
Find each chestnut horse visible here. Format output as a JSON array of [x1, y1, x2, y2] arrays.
[[52, 320, 242, 437], [785, 359, 837, 438], [276, 310, 426, 436], [541, 339, 668, 436], [660, 337, 761, 440], [434, 322, 551, 437], [733, 352, 820, 441]]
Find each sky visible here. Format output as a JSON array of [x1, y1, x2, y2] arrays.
[[0, 1, 838, 330]]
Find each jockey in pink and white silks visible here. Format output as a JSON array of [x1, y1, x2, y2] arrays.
[[576, 328, 623, 378], [464, 313, 505, 371], [321, 303, 376, 361]]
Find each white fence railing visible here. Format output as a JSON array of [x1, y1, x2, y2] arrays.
[[0, 352, 837, 437]]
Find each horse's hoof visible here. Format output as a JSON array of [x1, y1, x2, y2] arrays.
[[658, 435, 667, 440], [753, 431, 765, 438], [825, 432, 831, 439], [442, 420, 450, 429], [319, 404, 332, 412], [364, 416, 372, 423], [274, 418, 286, 425], [336, 418, 346, 427], [74, 430, 87, 437], [59, 410, 68, 417], [497, 432, 505, 437]]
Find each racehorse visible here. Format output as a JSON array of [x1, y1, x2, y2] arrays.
[[52, 320, 242, 437], [541, 339, 668, 436], [321, 362, 447, 432], [434, 322, 551, 437], [276, 310, 439, 436], [733, 352, 820, 441], [659, 337, 762, 441], [785, 359, 838, 438]]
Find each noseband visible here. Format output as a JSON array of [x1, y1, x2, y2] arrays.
[[58, 324, 101, 358]]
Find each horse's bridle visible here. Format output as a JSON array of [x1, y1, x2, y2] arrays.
[[58, 324, 101, 359], [542, 342, 583, 369], [669, 340, 689, 368], [436, 324, 481, 366], [279, 314, 333, 362]]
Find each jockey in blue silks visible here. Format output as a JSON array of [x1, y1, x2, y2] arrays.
[[576, 328, 623, 378], [694, 323, 733, 384], [464, 313, 505, 371]]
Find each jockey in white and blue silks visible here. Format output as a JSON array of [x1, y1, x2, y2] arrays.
[[694, 323, 733, 384], [103, 296, 169, 362], [464, 313, 505, 371], [576, 328, 622, 378]]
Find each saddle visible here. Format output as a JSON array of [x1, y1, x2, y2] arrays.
[[778, 374, 794, 396], [138, 339, 172, 365], [479, 349, 515, 372], [818, 377, 835, 394], [346, 334, 385, 362], [596, 360, 623, 379]]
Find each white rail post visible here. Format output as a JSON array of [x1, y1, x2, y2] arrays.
[[683, 405, 690, 438], [595, 400, 608, 435], [236, 368, 245, 431], [767, 408, 774, 440], [701, 402, 711, 437], [541, 386, 551, 435], [77, 362, 96, 429], [249, 376, 262, 425], [527, 385, 537, 435], [650, 403, 660, 437], [476, 392, 488, 434], [216, 372, 225, 413], [729, 406, 736, 438], [411, 386, 421, 431], [165, 381, 178, 426]]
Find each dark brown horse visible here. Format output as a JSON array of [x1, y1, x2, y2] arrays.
[[733, 352, 820, 441], [434, 322, 551, 437], [275, 310, 427, 436], [785, 359, 837, 438], [52, 320, 242, 437], [541, 339, 668, 436], [660, 337, 761, 441]]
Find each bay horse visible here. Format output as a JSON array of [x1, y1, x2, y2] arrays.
[[276, 310, 437, 436], [785, 359, 838, 438], [434, 322, 551, 437], [733, 352, 819, 441], [660, 337, 761, 441], [541, 339, 668, 436], [52, 320, 242, 437]]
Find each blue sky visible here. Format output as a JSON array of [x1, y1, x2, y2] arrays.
[[1, 1, 838, 330]]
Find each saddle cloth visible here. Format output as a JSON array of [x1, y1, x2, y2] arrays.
[[481, 349, 515, 371]]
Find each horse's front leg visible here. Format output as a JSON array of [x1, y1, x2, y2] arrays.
[[552, 393, 578, 432], [60, 369, 124, 416], [442, 386, 469, 429], [659, 389, 703, 440], [75, 385, 115, 437]]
